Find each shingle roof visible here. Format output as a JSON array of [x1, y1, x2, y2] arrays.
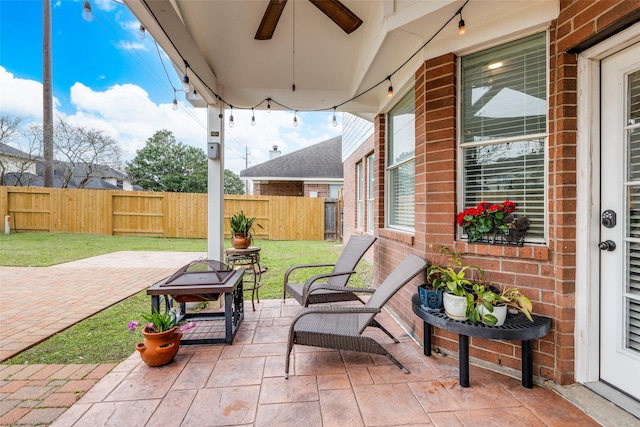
[[0, 143, 32, 159], [240, 136, 343, 179]]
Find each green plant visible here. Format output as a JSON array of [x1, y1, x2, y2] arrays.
[[456, 200, 529, 242], [128, 308, 196, 334], [426, 244, 479, 296], [467, 285, 534, 325], [229, 210, 262, 237], [500, 287, 533, 322], [467, 283, 503, 325]]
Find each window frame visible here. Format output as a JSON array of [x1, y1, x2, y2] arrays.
[[357, 160, 364, 230], [456, 31, 550, 244], [366, 153, 375, 232], [385, 88, 416, 232]]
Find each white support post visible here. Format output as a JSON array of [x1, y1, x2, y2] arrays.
[[207, 104, 224, 262]]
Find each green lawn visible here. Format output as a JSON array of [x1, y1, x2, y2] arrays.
[[1, 233, 372, 365]]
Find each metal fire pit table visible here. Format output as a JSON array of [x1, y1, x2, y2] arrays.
[[147, 260, 244, 345]]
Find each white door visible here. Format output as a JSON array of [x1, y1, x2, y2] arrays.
[[600, 42, 640, 398]]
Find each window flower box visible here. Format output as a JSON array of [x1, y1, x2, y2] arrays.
[[458, 201, 529, 246]]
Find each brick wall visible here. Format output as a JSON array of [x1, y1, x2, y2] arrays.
[[364, 1, 640, 386], [253, 181, 303, 196], [343, 136, 375, 262], [303, 183, 330, 198]]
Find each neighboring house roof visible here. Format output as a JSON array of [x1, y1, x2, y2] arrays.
[[0, 143, 32, 159], [240, 136, 343, 180]]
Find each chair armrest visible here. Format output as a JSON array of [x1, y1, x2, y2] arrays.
[[292, 305, 381, 322], [284, 263, 336, 284], [309, 284, 375, 294], [301, 271, 355, 303]]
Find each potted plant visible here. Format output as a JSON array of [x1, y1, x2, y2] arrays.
[[426, 245, 475, 320], [467, 283, 507, 326], [128, 309, 196, 367], [467, 285, 534, 326], [229, 210, 262, 249]]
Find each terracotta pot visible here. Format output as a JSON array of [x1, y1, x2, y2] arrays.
[[231, 234, 251, 249], [136, 327, 182, 367]]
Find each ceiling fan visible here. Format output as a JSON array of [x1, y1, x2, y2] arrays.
[[255, 0, 363, 40]]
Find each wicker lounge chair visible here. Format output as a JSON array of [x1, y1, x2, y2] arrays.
[[285, 253, 427, 378], [283, 235, 376, 306]]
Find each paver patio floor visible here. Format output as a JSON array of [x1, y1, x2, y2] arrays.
[[0, 252, 636, 426]]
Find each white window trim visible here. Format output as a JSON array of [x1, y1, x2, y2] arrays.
[[455, 31, 551, 245]]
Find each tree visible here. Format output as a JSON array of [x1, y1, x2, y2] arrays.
[[52, 120, 123, 188], [224, 169, 245, 194], [126, 130, 208, 193], [0, 115, 40, 186]]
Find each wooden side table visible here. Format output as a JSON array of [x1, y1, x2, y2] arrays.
[[225, 246, 262, 311]]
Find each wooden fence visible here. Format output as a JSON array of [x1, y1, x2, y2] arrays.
[[0, 186, 325, 240]]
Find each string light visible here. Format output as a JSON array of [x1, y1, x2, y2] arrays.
[[182, 61, 190, 92], [251, 108, 256, 126], [458, 9, 466, 35], [137, 24, 146, 40], [148, 0, 469, 123], [172, 89, 178, 110], [81, 0, 93, 22]]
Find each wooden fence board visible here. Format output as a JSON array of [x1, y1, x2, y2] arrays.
[[0, 187, 325, 240]]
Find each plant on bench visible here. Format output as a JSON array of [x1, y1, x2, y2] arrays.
[[426, 243, 534, 325], [467, 284, 533, 326]]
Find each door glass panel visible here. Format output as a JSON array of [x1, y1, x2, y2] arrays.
[[626, 71, 640, 356]]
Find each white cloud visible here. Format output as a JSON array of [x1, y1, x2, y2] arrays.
[[0, 66, 60, 120], [94, 0, 117, 12], [116, 41, 146, 51], [0, 66, 342, 175]]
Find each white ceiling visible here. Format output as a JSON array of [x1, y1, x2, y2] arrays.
[[124, 0, 559, 116]]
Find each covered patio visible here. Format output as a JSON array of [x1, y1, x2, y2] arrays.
[[50, 298, 600, 427], [0, 252, 633, 426]]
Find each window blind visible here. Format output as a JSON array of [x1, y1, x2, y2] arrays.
[[461, 32, 547, 240]]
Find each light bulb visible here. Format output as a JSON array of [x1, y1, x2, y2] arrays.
[[387, 85, 393, 99], [458, 19, 466, 36], [332, 108, 338, 127], [293, 115, 298, 127], [137, 25, 146, 40], [267, 99, 271, 113], [172, 98, 178, 110], [229, 113, 234, 128], [182, 75, 190, 92], [251, 109, 256, 126], [82, 0, 93, 22]]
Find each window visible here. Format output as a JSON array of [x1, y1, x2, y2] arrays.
[[367, 153, 375, 232], [460, 32, 547, 239], [357, 161, 364, 229], [387, 88, 416, 230]]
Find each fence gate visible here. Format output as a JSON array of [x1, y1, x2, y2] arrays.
[[324, 198, 338, 241]]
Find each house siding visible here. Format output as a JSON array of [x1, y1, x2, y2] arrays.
[[342, 0, 640, 386]]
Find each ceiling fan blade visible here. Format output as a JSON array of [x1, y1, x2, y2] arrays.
[[309, 0, 362, 34], [255, 0, 288, 40]]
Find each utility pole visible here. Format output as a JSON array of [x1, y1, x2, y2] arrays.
[[42, 0, 54, 187], [244, 146, 250, 194]]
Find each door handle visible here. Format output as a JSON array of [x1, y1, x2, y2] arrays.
[[598, 240, 616, 251]]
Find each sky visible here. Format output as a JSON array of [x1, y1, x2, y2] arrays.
[[0, 0, 342, 175]]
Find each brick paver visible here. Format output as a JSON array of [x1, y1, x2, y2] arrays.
[[0, 251, 204, 426]]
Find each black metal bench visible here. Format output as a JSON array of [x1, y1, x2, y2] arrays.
[[411, 293, 552, 388]]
